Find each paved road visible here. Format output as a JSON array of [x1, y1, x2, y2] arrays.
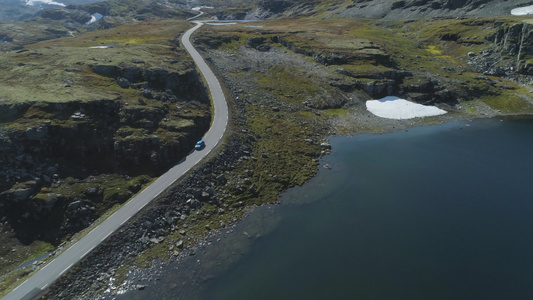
[[2, 22, 228, 300]]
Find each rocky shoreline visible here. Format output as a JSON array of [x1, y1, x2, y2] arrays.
[[40, 85, 256, 299], [40, 36, 531, 300]]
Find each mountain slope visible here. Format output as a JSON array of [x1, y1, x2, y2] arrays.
[[199, 0, 533, 20]]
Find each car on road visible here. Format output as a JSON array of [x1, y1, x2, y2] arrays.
[[195, 140, 205, 150]]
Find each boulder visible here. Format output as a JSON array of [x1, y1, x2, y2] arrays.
[[93, 65, 120, 77], [117, 77, 131, 89], [320, 142, 332, 150], [123, 66, 143, 82]]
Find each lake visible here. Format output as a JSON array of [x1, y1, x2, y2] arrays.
[[112, 117, 533, 300]]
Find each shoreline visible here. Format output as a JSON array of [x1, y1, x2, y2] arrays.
[[95, 112, 533, 299], [93, 109, 533, 300], [34, 14, 533, 299]]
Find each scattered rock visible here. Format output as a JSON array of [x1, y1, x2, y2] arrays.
[[320, 142, 332, 150], [65, 68, 82, 72], [117, 77, 131, 89], [176, 240, 184, 249]]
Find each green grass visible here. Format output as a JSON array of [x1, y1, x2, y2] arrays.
[[0, 19, 192, 105], [325, 108, 349, 116], [54, 15, 533, 291], [480, 81, 533, 113]]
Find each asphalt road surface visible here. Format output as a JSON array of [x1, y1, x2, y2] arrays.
[[2, 22, 228, 300]]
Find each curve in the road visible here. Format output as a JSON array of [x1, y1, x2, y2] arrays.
[[2, 21, 227, 300]]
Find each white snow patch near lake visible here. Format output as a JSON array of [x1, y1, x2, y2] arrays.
[[86, 13, 104, 25], [192, 6, 214, 11], [26, 0, 65, 6], [366, 96, 447, 120], [89, 46, 109, 49], [511, 5, 533, 16]]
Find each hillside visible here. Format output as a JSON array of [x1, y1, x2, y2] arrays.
[[3, 0, 533, 298], [0, 5, 211, 289], [0, 0, 105, 22], [198, 0, 533, 20]]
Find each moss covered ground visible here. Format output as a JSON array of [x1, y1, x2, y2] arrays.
[[0, 20, 192, 104], [4, 9, 533, 297], [110, 16, 533, 285], [0, 17, 211, 286]]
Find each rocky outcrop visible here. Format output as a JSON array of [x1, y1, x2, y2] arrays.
[[203, 0, 533, 21], [42, 131, 254, 300], [464, 21, 533, 81], [39, 8, 92, 24], [335, 0, 533, 20], [272, 35, 391, 66], [93, 64, 204, 98], [0, 62, 210, 244]]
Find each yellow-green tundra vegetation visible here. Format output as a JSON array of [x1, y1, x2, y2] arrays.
[[3, 2, 533, 297], [106, 15, 533, 292], [0, 18, 213, 296]]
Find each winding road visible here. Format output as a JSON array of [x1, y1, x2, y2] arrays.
[[2, 22, 228, 300]]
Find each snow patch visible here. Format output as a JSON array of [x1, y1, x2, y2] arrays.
[[26, 0, 65, 6], [192, 6, 214, 11], [366, 96, 447, 120], [89, 46, 109, 49], [511, 5, 533, 16], [86, 13, 104, 25]]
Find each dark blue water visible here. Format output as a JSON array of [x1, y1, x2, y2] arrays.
[[116, 117, 533, 300]]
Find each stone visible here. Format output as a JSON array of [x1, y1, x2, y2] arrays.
[[142, 89, 152, 98], [65, 68, 82, 72], [216, 174, 227, 184], [123, 66, 142, 82], [176, 240, 184, 248], [256, 44, 271, 52], [320, 142, 332, 149], [25, 125, 48, 141], [247, 37, 266, 48], [85, 187, 99, 196], [205, 187, 215, 195], [13, 188, 31, 201], [93, 65, 120, 77], [117, 77, 131, 89], [67, 200, 83, 211]]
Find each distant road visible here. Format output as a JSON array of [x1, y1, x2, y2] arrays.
[[2, 22, 228, 300]]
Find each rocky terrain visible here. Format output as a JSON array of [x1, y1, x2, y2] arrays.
[[39, 13, 533, 300], [199, 0, 533, 20], [0, 16, 213, 291], [3, 0, 533, 299]]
